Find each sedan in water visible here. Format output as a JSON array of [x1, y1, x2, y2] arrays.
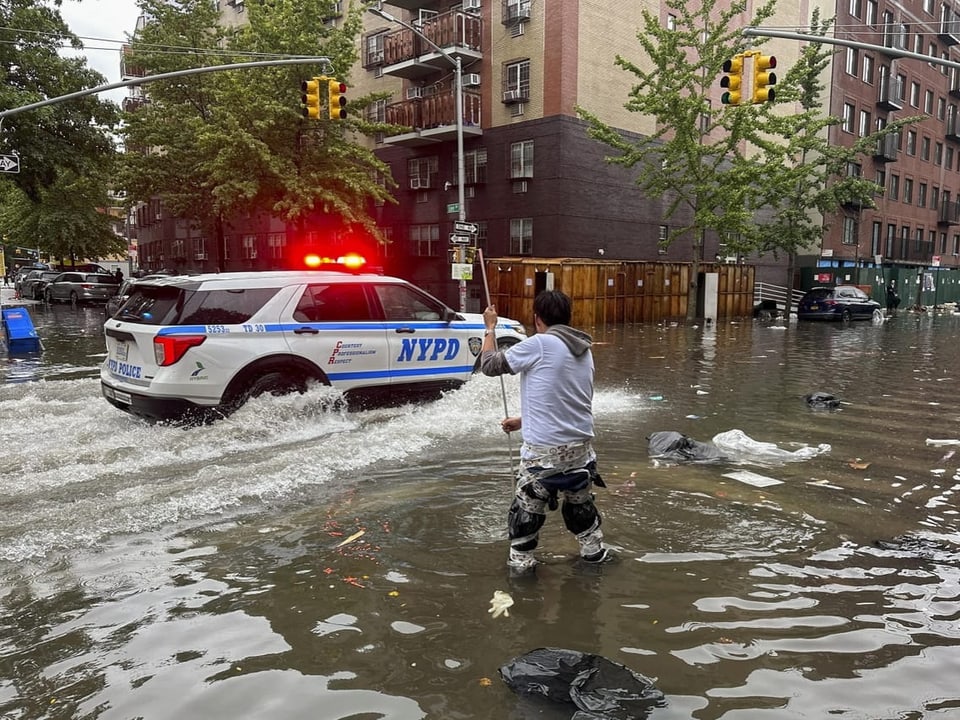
[[797, 285, 883, 321]]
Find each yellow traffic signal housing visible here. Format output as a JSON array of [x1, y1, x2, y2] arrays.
[[752, 54, 777, 103], [328, 79, 347, 120], [301, 77, 322, 120], [720, 55, 744, 106]]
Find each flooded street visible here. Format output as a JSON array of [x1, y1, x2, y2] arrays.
[[3, 300, 960, 719]]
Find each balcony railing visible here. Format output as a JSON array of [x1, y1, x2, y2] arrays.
[[384, 89, 482, 145], [877, 75, 903, 109], [940, 6, 960, 46], [939, 201, 960, 225], [382, 10, 482, 67], [873, 133, 898, 161]]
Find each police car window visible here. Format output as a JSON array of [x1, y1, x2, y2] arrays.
[[294, 284, 371, 322], [179, 288, 282, 325], [374, 284, 443, 321], [117, 286, 184, 325]]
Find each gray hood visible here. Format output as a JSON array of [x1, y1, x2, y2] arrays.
[[545, 325, 592, 357]]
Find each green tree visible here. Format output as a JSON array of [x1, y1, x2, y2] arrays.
[[119, 0, 397, 269], [745, 10, 919, 291], [577, 0, 777, 319], [0, 0, 120, 258]]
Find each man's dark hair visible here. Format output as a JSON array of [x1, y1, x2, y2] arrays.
[[534, 290, 572, 326]]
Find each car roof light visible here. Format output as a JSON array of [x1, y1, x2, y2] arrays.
[[302, 252, 367, 271], [154, 334, 206, 366]]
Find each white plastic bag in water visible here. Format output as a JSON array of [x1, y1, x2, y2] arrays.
[[712, 429, 830, 465]]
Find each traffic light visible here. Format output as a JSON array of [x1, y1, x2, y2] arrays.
[[720, 54, 744, 106], [752, 54, 777, 104], [301, 77, 322, 120], [328, 79, 347, 120]]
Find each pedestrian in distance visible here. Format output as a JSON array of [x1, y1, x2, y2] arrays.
[[115, 268, 123, 283], [886, 279, 900, 315], [480, 289, 610, 572]]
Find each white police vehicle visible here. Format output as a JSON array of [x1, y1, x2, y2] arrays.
[[100, 262, 527, 422]]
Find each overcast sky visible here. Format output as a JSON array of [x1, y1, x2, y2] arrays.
[[59, 0, 142, 107]]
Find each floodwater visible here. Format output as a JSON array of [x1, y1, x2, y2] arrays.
[[3, 299, 960, 719]]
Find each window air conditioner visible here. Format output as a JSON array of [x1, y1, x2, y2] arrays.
[[503, 89, 521, 102], [463, 0, 481, 10], [406, 86, 424, 100], [464, 73, 481, 87], [195, 253, 207, 260], [410, 178, 424, 190]]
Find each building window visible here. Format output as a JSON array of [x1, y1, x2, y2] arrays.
[[906, 130, 917, 155], [267, 232, 286, 260], [842, 216, 859, 244], [871, 221, 882, 256], [859, 110, 871, 137], [919, 182, 928, 207], [867, 0, 877, 25], [947, 147, 954, 170], [900, 226, 910, 259], [935, 142, 944, 165], [845, 47, 859, 75], [842, 103, 855, 133], [410, 224, 440, 257], [911, 81, 921, 107], [862, 55, 875, 84], [933, 186, 940, 210], [666, 13, 676, 30], [408, 156, 439, 189], [509, 217, 533, 255], [921, 136, 931, 161], [505, 59, 531, 99], [954, 234, 960, 255], [886, 223, 896, 256], [890, 174, 900, 200], [510, 140, 534, 179], [875, 169, 886, 190], [454, 148, 488, 185], [941, 231, 948, 254], [923, 0, 934, 14], [938, 96, 947, 120], [242, 234, 258, 260], [915, 227, 924, 253], [849, 0, 862, 17], [365, 32, 386, 66], [903, 178, 914, 204], [925, 89, 934, 114], [897, 73, 907, 101]]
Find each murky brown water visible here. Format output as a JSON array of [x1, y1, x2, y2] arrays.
[[2, 302, 960, 719]]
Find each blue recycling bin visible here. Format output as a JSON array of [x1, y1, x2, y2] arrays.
[[2, 306, 41, 352]]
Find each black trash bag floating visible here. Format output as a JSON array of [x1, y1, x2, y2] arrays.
[[499, 647, 667, 719], [647, 431, 727, 464], [805, 392, 841, 410]]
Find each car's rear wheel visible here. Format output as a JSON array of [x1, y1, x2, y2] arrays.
[[70, 291, 79, 306], [840, 309, 852, 322], [44, 288, 54, 304], [224, 365, 329, 415]]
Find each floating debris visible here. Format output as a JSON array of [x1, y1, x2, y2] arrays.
[[488, 590, 515, 619]]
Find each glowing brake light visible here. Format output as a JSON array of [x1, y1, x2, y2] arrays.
[[154, 335, 206, 366]]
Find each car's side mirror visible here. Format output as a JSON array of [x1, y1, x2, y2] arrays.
[[442, 307, 458, 323]]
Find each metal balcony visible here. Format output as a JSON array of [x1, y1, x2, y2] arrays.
[[380, 10, 482, 80], [877, 75, 903, 110], [383, 90, 482, 147], [940, 6, 960, 46], [873, 133, 898, 161], [939, 201, 960, 225]]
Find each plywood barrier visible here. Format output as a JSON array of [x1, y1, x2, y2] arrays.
[[484, 257, 755, 327]]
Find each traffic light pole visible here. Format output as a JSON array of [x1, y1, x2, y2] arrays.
[[369, 5, 469, 312]]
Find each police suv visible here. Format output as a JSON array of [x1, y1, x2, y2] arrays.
[[100, 265, 527, 422]]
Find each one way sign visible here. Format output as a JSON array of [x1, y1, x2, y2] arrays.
[[0, 154, 20, 173]]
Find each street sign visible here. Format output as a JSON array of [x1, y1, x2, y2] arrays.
[[449, 234, 471, 244], [453, 221, 478, 234], [451, 263, 473, 280], [0, 154, 20, 173], [446, 203, 460, 214]]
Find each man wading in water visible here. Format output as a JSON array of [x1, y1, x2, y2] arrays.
[[480, 290, 611, 572]]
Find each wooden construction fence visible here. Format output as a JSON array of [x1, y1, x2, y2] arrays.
[[483, 257, 755, 328]]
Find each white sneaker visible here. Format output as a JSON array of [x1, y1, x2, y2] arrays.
[[582, 548, 614, 564]]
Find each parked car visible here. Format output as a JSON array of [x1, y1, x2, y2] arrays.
[[105, 275, 169, 317], [797, 285, 883, 321], [21, 270, 61, 300], [44, 272, 120, 305], [100, 264, 528, 422]]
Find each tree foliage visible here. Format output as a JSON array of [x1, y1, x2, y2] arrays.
[[576, 0, 920, 313], [0, 0, 120, 258], [118, 0, 398, 259]]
